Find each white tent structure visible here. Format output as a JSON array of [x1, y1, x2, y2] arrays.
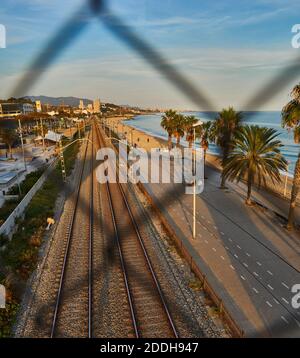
[[45, 131, 62, 143]]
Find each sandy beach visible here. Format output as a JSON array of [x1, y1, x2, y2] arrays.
[[103, 116, 295, 203]]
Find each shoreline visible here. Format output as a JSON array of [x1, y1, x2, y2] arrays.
[[105, 115, 295, 204]]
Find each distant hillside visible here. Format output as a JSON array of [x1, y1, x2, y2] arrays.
[[26, 96, 93, 107]]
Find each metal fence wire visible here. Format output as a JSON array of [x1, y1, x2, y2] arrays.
[[8, 0, 300, 338]]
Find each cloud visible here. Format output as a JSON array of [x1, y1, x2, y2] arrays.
[[2, 47, 295, 110]]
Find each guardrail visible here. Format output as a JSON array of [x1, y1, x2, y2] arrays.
[[0, 159, 58, 239]]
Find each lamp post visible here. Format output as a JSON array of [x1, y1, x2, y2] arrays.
[[40, 118, 45, 152], [192, 121, 203, 239], [284, 161, 290, 197], [18, 118, 27, 172]]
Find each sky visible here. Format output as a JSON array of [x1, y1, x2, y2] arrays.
[[0, 0, 300, 110]]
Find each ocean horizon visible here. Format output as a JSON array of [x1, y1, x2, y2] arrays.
[[125, 111, 299, 177]]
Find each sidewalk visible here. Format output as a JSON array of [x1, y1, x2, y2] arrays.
[[141, 161, 300, 337]]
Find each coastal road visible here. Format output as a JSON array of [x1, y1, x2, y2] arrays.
[[138, 152, 300, 337]]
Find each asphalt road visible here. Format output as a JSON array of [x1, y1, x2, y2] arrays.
[[139, 155, 300, 337]]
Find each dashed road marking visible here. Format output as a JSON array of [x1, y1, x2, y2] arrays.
[[243, 263, 248, 268], [281, 297, 289, 305], [252, 287, 259, 294], [267, 270, 273, 276], [234, 254, 239, 259], [256, 261, 262, 266], [246, 252, 251, 257], [220, 231, 225, 235], [281, 316, 289, 324], [220, 255, 225, 260], [253, 272, 259, 277], [266, 301, 273, 308], [212, 247, 217, 252], [240, 275, 246, 281], [282, 282, 290, 290], [267, 284, 274, 291], [237, 245, 242, 250], [230, 265, 235, 270], [273, 298, 280, 305], [228, 238, 233, 242]]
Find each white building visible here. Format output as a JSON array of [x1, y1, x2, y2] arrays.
[[35, 100, 42, 113], [22, 103, 34, 114], [79, 100, 84, 110], [93, 98, 101, 113]]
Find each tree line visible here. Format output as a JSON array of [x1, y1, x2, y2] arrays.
[[161, 83, 300, 231]]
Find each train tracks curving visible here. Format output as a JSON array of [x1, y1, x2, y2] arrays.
[[95, 122, 178, 338]]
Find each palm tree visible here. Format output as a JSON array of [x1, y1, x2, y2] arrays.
[[282, 84, 300, 229], [222, 125, 287, 205], [211, 107, 243, 188], [0, 128, 18, 159], [173, 114, 185, 147], [161, 110, 177, 150], [184, 115, 198, 148]]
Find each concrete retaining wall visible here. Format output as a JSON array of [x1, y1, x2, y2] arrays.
[[0, 160, 58, 239]]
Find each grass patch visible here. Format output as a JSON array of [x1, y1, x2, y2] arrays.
[[0, 139, 79, 337]]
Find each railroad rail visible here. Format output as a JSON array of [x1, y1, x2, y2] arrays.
[[50, 131, 94, 338], [95, 121, 178, 338]]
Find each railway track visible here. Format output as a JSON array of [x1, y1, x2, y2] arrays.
[[50, 130, 94, 338], [95, 122, 178, 338]]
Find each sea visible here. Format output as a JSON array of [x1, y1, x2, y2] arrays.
[[125, 111, 299, 176]]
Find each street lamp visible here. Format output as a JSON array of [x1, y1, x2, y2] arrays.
[[192, 120, 203, 239], [17, 118, 27, 172], [284, 160, 291, 197]]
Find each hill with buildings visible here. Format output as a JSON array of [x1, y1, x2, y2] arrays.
[[25, 96, 93, 107]]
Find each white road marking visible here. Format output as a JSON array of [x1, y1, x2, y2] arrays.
[[252, 287, 259, 294], [281, 316, 289, 324], [230, 265, 235, 270], [220, 231, 225, 235], [281, 297, 289, 305], [234, 254, 239, 259], [204, 240, 208, 244], [214, 226, 218, 230], [237, 245, 242, 250], [273, 298, 280, 305], [253, 272, 259, 277], [267, 284, 274, 291], [246, 252, 251, 257], [267, 270, 273, 276], [228, 238, 233, 242], [243, 263, 248, 268], [212, 247, 217, 252], [266, 301, 273, 308], [256, 261, 262, 266], [282, 282, 290, 290], [225, 246, 229, 250], [240, 275, 246, 281], [220, 256, 225, 260]]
